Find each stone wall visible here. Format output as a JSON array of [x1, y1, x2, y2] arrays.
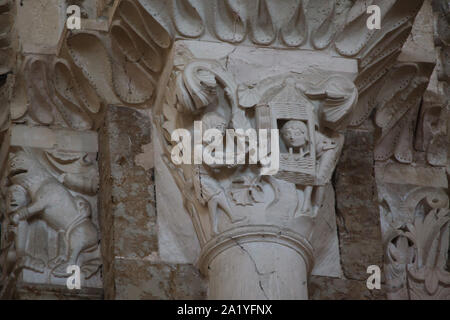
[[98, 106, 206, 299]]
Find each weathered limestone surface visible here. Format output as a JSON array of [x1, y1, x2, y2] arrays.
[[0, 124, 103, 298], [14, 284, 103, 300], [15, 0, 66, 54], [152, 38, 359, 299], [335, 124, 384, 281], [99, 105, 206, 299], [99, 105, 155, 299], [154, 40, 350, 281], [114, 260, 205, 300], [309, 276, 386, 300]]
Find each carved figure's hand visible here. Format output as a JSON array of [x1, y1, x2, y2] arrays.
[[11, 207, 29, 225], [11, 213, 20, 226]]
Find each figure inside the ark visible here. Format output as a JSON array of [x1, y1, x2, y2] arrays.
[[280, 120, 310, 156], [280, 120, 338, 216]]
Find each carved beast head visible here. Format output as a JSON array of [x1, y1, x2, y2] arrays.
[[8, 149, 47, 186]]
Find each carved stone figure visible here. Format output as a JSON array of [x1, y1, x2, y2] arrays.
[[254, 76, 354, 217], [280, 120, 342, 216], [4, 149, 101, 280], [195, 112, 244, 234]]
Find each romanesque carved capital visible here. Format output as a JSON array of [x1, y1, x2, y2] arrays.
[[154, 42, 359, 277]]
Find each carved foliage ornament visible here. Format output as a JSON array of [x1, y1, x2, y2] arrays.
[[381, 187, 450, 299], [137, 0, 422, 55], [31, 0, 423, 116]]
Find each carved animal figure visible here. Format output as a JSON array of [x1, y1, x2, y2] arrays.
[[8, 150, 100, 278]]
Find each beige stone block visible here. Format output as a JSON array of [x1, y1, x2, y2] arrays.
[[375, 162, 448, 188], [10, 125, 98, 152]]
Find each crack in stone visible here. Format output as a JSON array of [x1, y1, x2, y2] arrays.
[[225, 47, 237, 70], [233, 239, 276, 300]]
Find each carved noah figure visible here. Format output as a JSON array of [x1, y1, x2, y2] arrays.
[[263, 75, 357, 217], [281, 120, 310, 156], [7, 149, 100, 278], [195, 112, 244, 234], [280, 120, 341, 216]]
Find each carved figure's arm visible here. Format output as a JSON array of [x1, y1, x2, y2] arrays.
[[13, 200, 45, 223], [315, 133, 344, 185]]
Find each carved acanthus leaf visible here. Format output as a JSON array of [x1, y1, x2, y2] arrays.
[[309, 0, 336, 50], [280, 0, 307, 47], [172, 0, 204, 38], [18, 55, 102, 130], [214, 0, 246, 44], [382, 187, 450, 299]]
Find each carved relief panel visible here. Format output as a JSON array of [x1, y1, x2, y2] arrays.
[[0, 130, 102, 296]]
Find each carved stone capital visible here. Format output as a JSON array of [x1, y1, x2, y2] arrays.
[[152, 39, 359, 298]]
